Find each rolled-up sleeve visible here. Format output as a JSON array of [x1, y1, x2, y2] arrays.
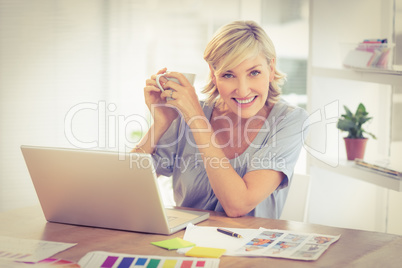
[[246, 106, 310, 190]]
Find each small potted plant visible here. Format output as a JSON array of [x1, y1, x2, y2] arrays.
[[337, 103, 376, 160]]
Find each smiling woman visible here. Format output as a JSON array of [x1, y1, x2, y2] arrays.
[[133, 20, 309, 219], [0, 0, 309, 214]]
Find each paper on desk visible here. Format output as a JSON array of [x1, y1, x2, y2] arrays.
[[0, 258, 80, 267], [0, 236, 77, 262], [179, 224, 341, 261], [178, 223, 259, 255]]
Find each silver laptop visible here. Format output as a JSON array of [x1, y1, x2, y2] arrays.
[[21, 145, 209, 235]]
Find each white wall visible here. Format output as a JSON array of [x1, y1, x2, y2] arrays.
[[1, 0, 310, 212], [0, 0, 106, 211]]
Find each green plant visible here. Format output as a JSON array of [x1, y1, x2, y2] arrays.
[[131, 130, 144, 142], [337, 103, 376, 139]]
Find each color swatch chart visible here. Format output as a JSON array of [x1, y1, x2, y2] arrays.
[[78, 251, 220, 268]]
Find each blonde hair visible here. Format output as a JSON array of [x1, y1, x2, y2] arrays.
[[202, 20, 286, 107]]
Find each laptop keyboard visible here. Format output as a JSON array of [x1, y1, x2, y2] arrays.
[[167, 216, 178, 222]]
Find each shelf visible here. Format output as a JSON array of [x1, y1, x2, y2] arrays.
[[311, 157, 402, 192], [312, 67, 402, 86], [394, 94, 402, 103]]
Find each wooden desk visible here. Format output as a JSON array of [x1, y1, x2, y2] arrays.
[[1, 206, 402, 267]]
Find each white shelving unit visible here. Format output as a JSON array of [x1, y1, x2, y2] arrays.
[[308, 0, 399, 181], [311, 158, 402, 192], [310, 65, 402, 192], [312, 67, 402, 86], [306, 0, 402, 234]]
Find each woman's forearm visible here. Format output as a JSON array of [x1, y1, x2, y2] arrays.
[[131, 122, 169, 154], [187, 116, 254, 217]]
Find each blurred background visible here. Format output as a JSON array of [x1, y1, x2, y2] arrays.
[[0, 0, 309, 212]]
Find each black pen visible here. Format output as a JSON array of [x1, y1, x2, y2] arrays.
[[217, 228, 243, 238]]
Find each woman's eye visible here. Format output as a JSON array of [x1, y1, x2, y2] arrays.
[[222, 73, 233, 79], [250, 70, 260, 76]]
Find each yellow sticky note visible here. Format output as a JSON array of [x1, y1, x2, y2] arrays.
[[185, 246, 226, 258], [151, 237, 195, 250]]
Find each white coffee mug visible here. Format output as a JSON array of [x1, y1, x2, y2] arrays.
[[156, 72, 196, 100]]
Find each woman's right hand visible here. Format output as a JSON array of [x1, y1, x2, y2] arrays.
[[143, 68, 179, 128]]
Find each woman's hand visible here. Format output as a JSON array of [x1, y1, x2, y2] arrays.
[[143, 68, 179, 128], [159, 72, 204, 123]]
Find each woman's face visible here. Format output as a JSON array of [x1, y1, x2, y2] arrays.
[[213, 54, 274, 119]]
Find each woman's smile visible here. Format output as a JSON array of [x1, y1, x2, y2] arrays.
[[233, 96, 257, 105]]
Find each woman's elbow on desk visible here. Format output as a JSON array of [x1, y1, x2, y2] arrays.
[[221, 170, 284, 218], [224, 210, 248, 218], [221, 202, 255, 218]]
